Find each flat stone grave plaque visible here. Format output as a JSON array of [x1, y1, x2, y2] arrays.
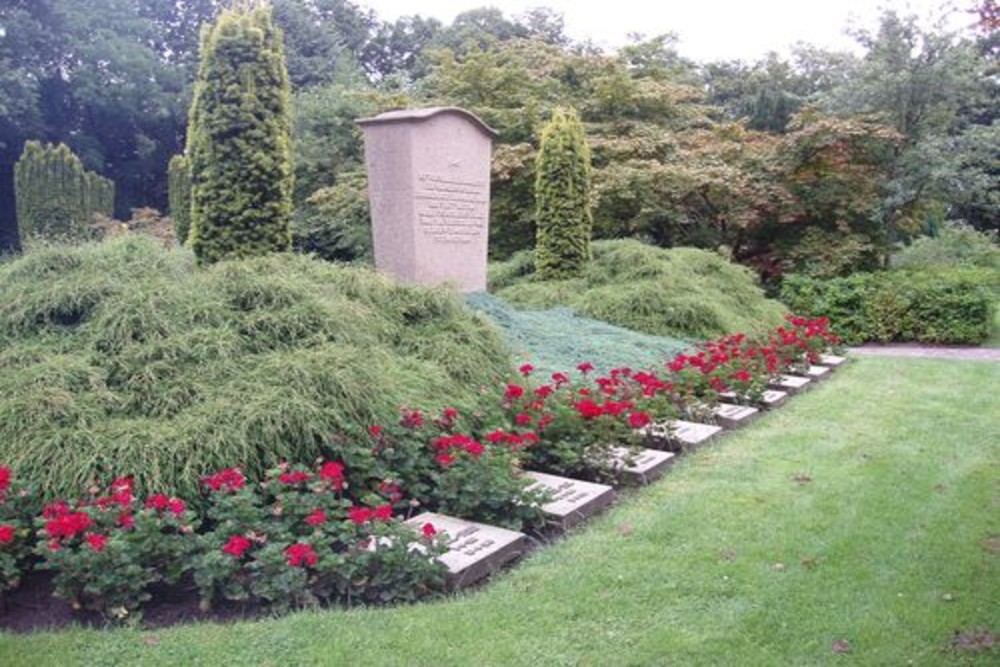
[[818, 353, 847, 367], [405, 512, 528, 589], [654, 420, 724, 451], [801, 365, 831, 380], [524, 471, 616, 531], [760, 389, 788, 409], [638, 419, 721, 451], [719, 390, 788, 409], [712, 403, 760, 429], [768, 374, 811, 395], [609, 447, 676, 485]]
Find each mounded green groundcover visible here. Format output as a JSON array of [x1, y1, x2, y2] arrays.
[[0, 237, 514, 499], [489, 239, 788, 341]]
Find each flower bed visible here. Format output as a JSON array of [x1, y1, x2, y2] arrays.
[[0, 315, 839, 627]]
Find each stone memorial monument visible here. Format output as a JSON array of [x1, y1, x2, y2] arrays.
[[357, 107, 498, 292]]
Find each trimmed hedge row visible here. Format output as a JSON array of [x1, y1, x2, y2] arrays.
[[780, 268, 996, 345]]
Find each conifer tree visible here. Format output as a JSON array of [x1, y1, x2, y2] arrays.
[[14, 141, 114, 240], [168, 155, 192, 244], [534, 108, 593, 279], [187, 3, 294, 264]]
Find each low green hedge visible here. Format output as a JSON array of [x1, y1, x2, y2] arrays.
[[780, 267, 996, 345]]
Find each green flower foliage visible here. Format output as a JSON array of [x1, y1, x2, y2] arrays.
[[13, 141, 114, 241], [534, 109, 593, 280], [167, 155, 192, 245], [187, 5, 293, 265]]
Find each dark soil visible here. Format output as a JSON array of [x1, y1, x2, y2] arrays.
[[0, 571, 261, 633]]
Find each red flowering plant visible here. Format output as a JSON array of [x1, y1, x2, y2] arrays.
[[773, 315, 840, 371], [0, 465, 37, 599], [193, 461, 448, 612], [33, 476, 198, 619], [666, 333, 775, 410], [500, 367, 675, 482], [326, 408, 547, 531]]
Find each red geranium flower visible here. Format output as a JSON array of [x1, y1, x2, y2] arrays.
[[574, 400, 604, 419], [278, 470, 311, 485], [42, 501, 70, 519], [0, 524, 14, 544], [348, 506, 374, 525], [577, 361, 595, 374], [422, 523, 436, 538], [551, 372, 569, 386], [203, 468, 246, 493], [373, 504, 393, 521], [285, 543, 318, 567], [400, 409, 424, 429], [368, 424, 383, 438], [628, 412, 652, 429], [222, 534, 252, 558], [485, 429, 507, 443], [319, 461, 345, 490], [534, 385, 554, 398], [145, 494, 170, 512], [167, 498, 186, 515], [519, 363, 534, 377], [85, 532, 108, 553], [45, 511, 93, 540], [0, 466, 10, 497], [117, 512, 135, 529], [730, 369, 752, 383], [515, 413, 534, 426], [435, 453, 455, 468], [305, 508, 327, 526], [504, 383, 525, 401]]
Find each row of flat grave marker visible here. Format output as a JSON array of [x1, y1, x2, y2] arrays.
[[410, 354, 848, 590], [717, 389, 789, 409], [523, 471, 616, 531], [609, 447, 676, 485], [405, 512, 529, 590], [711, 403, 760, 429], [767, 374, 812, 395]]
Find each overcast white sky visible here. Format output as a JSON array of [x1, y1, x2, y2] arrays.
[[358, 0, 976, 61]]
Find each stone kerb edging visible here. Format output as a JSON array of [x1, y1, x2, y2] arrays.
[[421, 356, 848, 589]]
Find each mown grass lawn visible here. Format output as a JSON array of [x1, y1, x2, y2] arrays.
[[1, 357, 997, 666]]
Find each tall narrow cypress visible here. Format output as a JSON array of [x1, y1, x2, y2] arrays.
[[534, 109, 593, 280], [168, 155, 192, 244], [187, 3, 294, 265], [14, 141, 114, 240]]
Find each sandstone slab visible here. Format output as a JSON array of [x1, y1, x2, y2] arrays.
[[712, 402, 760, 429], [818, 353, 847, 367], [358, 107, 497, 292], [768, 374, 811, 395], [405, 512, 527, 589], [524, 471, 616, 531], [609, 447, 676, 485]]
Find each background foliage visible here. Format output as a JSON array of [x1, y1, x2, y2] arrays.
[[14, 142, 114, 241], [186, 5, 294, 265]]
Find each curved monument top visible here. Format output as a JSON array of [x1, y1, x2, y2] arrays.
[[356, 107, 499, 138]]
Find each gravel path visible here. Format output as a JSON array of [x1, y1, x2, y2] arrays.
[[848, 343, 1000, 361]]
